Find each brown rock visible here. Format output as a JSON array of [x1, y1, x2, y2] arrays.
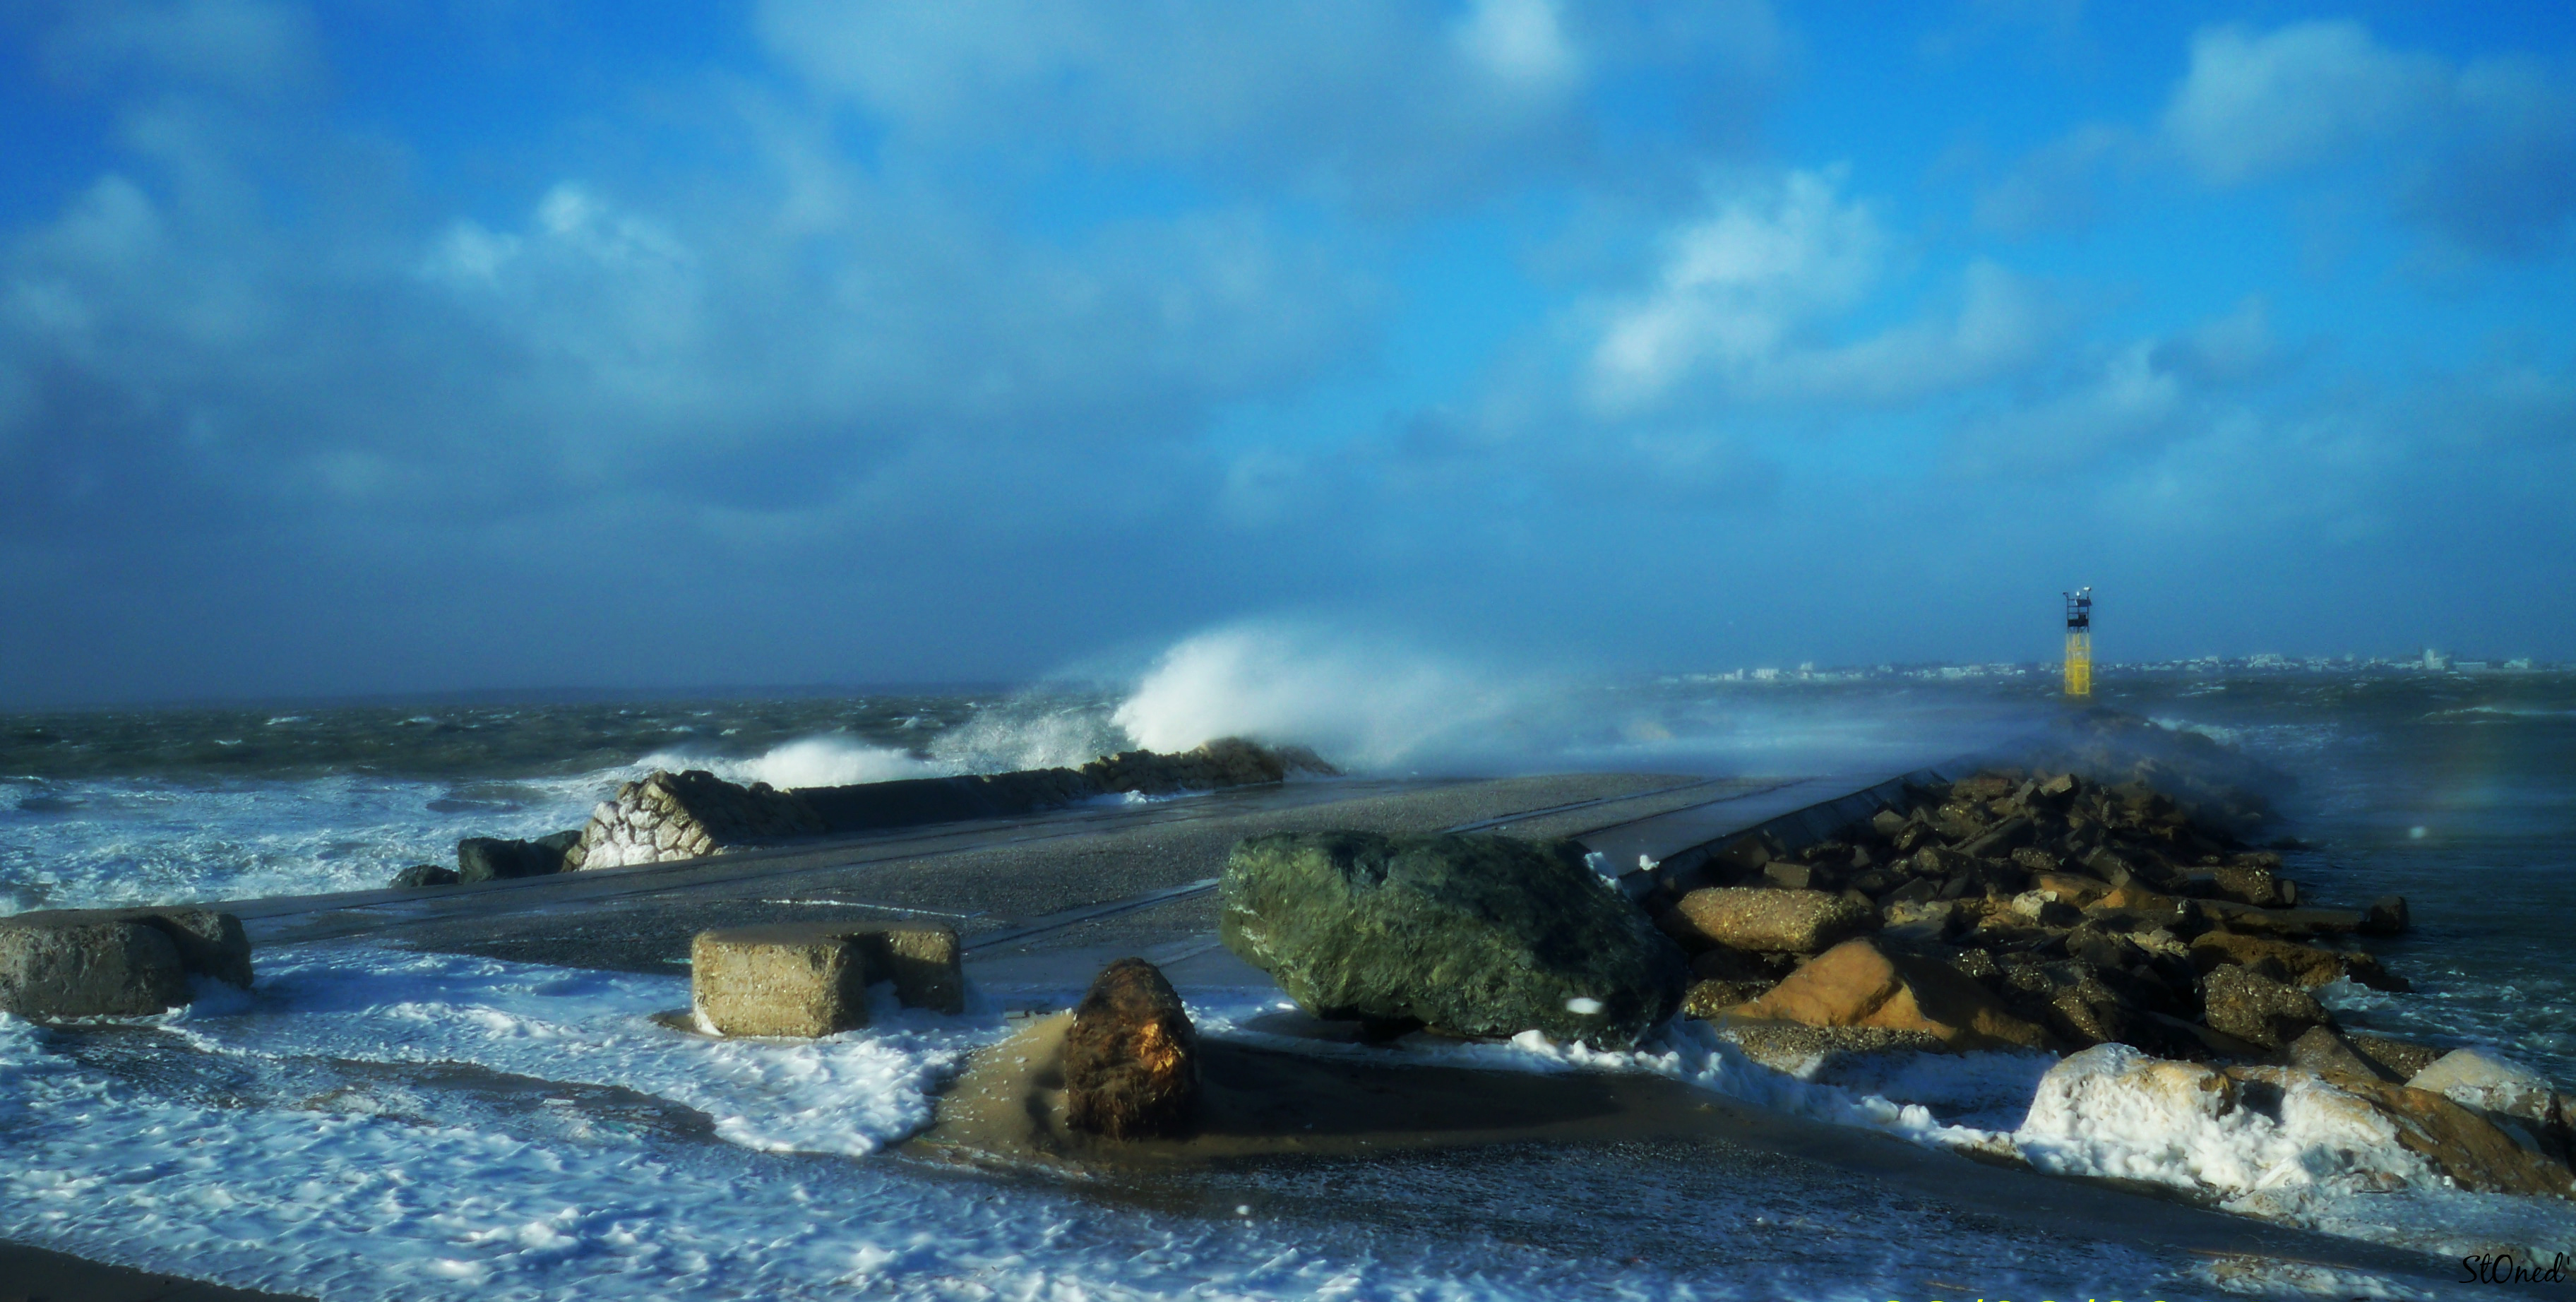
[[2185, 866, 2293, 907], [2280, 1025, 2401, 1082], [2201, 965, 2328, 1050], [1688, 943, 1786, 984], [2009, 847, 2061, 875], [1063, 957, 1200, 1139], [2188, 931, 2408, 992], [1681, 978, 1769, 1020], [1730, 938, 2053, 1051], [1762, 860, 1834, 891], [1671, 887, 1877, 955], [2029, 871, 2116, 907], [2196, 900, 2364, 938], [2227, 1066, 2575, 1198], [2347, 1033, 2445, 1081]]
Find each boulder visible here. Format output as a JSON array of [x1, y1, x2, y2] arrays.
[[0, 919, 189, 1017], [1671, 887, 1877, 955], [2196, 901, 2364, 938], [456, 832, 579, 883], [1729, 938, 2054, 1052], [2017, 1044, 2575, 1200], [2188, 931, 2407, 992], [1686, 943, 1787, 985], [2184, 866, 2295, 908], [689, 920, 965, 1036], [2347, 1032, 2445, 1081], [391, 864, 460, 888], [2231, 1065, 2575, 1198], [1681, 978, 1770, 1019], [2407, 1049, 2560, 1133], [2361, 895, 2411, 936], [129, 907, 254, 989], [2086, 885, 2203, 934], [1717, 1020, 1943, 1075], [2280, 1025, 2400, 1082], [0, 906, 252, 1015], [1220, 831, 1688, 1048], [1062, 957, 1200, 1140], [2200, 964, 2327, 1050]]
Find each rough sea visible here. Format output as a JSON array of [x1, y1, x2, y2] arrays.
[[1, 652, 2571, 1298]]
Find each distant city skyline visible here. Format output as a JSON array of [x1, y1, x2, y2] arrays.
[[3, 2, 2572, 706]]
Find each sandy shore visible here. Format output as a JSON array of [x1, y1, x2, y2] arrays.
[[0, 1240, 309, 1301]]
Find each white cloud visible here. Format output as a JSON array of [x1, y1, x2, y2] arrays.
[[1588, 172, 2052, 412], [1588, 169, 1883, 410], [1951, 299, 2282, 478], [1957, 341, 2185, 475], [2161, 20, 2576, 254], [1454, 0, 1582, 92], [750, 0, 1774, 210], [2163, 21, 2443, 185]]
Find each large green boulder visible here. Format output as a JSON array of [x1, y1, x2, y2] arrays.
[[1220, 830, 1688, 1049]]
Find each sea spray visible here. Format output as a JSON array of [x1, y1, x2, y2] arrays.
[[1110, 621, 1549, 768]]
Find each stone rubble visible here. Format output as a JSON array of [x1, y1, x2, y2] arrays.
[[1640, 760, 2426, 1068], [568, 736, 1334, 873]]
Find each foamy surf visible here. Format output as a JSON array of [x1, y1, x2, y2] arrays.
[[0, 946, 2190, 1301]]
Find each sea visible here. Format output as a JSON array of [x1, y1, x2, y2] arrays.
[[1, 646, 2571, 1299]]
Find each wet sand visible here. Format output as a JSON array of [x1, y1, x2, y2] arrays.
[[912, 1012, 2522, 1295], [0, 1240, 310, 1301]]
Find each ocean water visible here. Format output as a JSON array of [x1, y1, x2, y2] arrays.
[[3, 657, 2572, 1296]]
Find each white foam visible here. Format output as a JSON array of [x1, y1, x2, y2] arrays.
[[640, 736, 948, 789], [1111, 621, 1532, 768], [162, 948, 973, 1156], [0, 949, 2142, 1301], [0, 772, 606, 915], [1186, 997, 2576, 1265]]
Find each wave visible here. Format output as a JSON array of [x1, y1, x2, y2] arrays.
[[1111, 621, 1540, 770], [633, 736, 948, 789], [2425, 705, 2576, 721]]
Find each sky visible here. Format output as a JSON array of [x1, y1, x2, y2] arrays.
[[1, 0, 2572, 705]]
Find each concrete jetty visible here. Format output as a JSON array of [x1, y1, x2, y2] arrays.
[[53, 766, 2512, 1298]]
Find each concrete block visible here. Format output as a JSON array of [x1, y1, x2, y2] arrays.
[[0, 919, 191, 1017], [691, 926, 872, 1038], [0, 905, 252, 998], [688, 921, 967, 1036], [138, 907, 254, 988], [850, 923, 965, 1016]]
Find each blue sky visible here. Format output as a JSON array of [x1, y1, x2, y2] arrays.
[[1, 0, 2571, 704]]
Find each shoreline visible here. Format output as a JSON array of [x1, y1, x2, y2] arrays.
[[0, 1239, 310, 1301], [2, 753, 2568, 1296]]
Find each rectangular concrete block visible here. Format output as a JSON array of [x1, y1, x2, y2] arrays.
[[0, 919, 191, 1017], [688, 920, 966, 1036], [691, 926, 871, 1038], [849, 923, 965, 1016], [1, 907, 253, 989]]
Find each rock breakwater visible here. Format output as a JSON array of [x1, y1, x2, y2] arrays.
[[1645, 763, 2412, 1064], [421, 737, 1335, 883]]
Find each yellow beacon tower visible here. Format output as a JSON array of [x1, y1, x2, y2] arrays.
[[2063, 587, 2093, 698]]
